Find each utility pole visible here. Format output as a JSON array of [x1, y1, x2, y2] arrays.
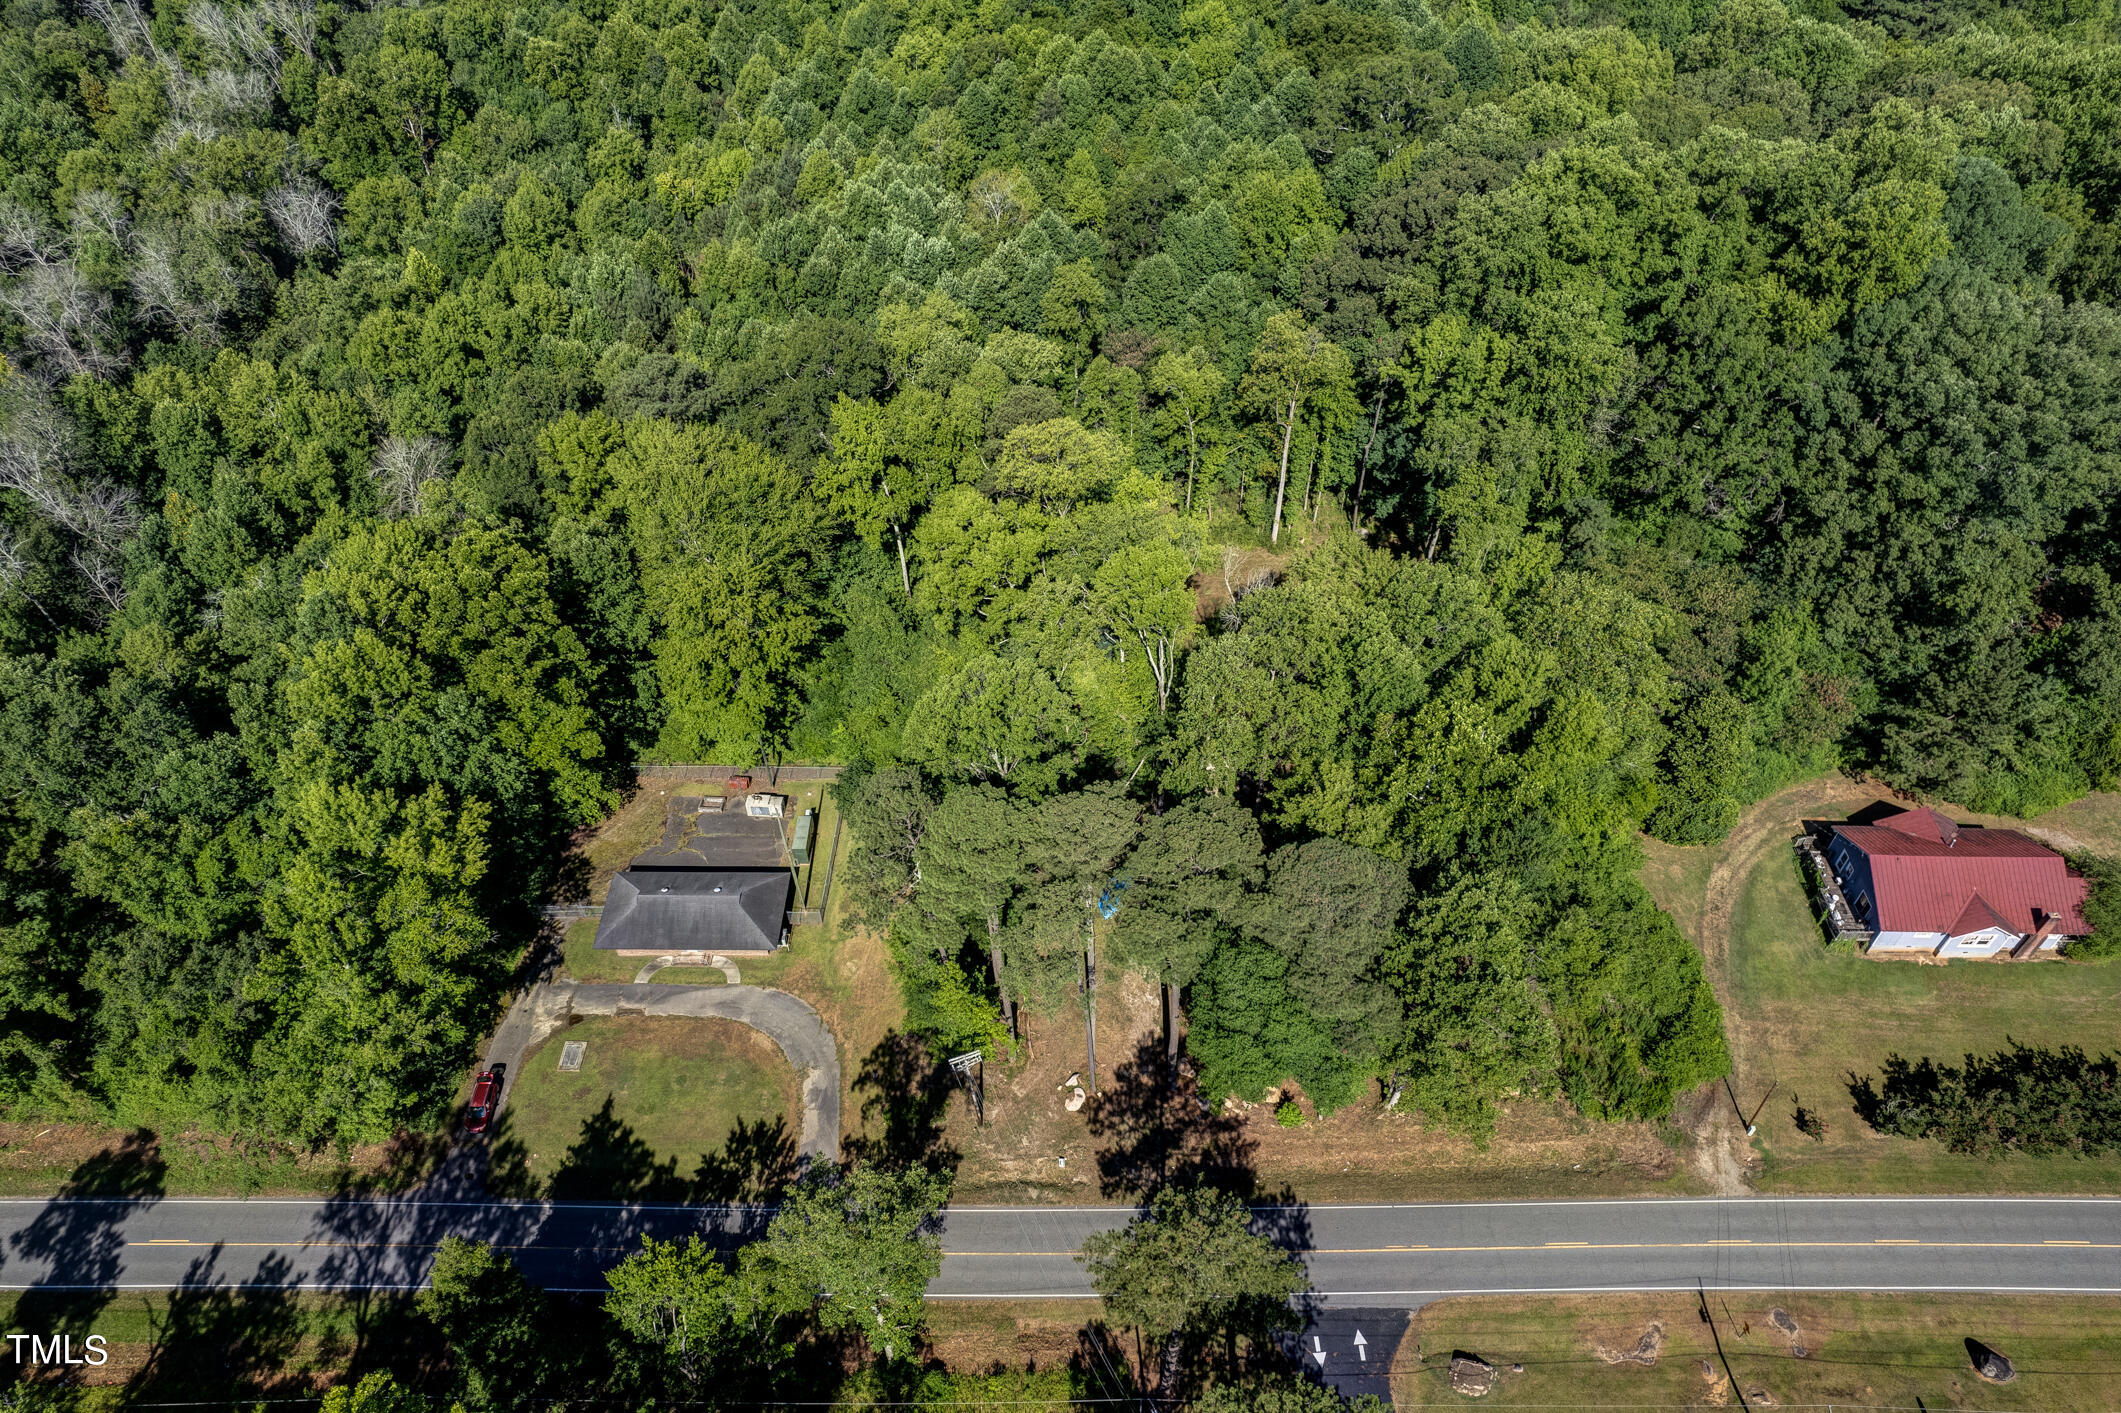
[[1083, 927, 1099, 1095], [1744, 1083, 1777, 1137], [1697, 1280, 1751, 1409], [948, 1050, 985, 1126]]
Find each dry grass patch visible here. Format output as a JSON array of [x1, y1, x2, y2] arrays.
[[923, 1300, 1110, 1377], [774, 922, 905, 1156], [1395, 1292, 2121, 1409], [0, 1121, 440, 1197], [944, 969, 1686, 1205]]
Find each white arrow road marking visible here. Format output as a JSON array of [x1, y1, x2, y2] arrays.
[[1352, 1329, 1367, 1362], [1310, 1335, 1326, 1367]]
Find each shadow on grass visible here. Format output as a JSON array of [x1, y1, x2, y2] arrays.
[[847, 1030, 962, 1176], [488, 1097, 798, 1203], [1086, 1034, 1256, 1200], [119, 1249, 307, 1408]]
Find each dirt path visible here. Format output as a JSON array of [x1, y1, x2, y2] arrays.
[[1677, 776, 1879, 1195]]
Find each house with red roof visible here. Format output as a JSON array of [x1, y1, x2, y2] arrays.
[[1821, 805, 2091, 959]]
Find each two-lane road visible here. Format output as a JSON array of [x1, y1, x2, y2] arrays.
[[2, 1196, 2115, 1307], [929, 1197, 2121, 1304]]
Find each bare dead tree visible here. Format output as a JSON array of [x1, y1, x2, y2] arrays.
[[130, 235, 237, 344], [0, 199, 65, 273], [0, 391, 140, 617], [0, 261, 128, 379], [189, 0, 283, 74], [190, 65, 275, 121], [67, 479, 142, 552], [265, 178, 337, 254], [0, 528, 26, 589], [0, 527, 57, 626], [372, 435, 451, 517], [0, 392, 73, 521], [72, 550, 127, 614], [258, 0, 320, 65], [71, 189, 131, 251], [82, 0, 158, 64]]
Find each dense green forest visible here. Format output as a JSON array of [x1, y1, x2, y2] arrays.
[[2, 0, 2118, 1147]]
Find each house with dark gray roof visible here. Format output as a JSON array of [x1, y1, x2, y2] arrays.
[[595, 868, 790, 954], [591, 790, 797, 955]]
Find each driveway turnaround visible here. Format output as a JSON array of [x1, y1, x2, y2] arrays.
[[1, 1197, 2115, 1304], [481, 981, 839, 1164]]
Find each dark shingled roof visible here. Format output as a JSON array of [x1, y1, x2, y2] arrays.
[[594, 868, 790, 953]]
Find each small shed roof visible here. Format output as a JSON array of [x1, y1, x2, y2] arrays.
[[594, 868, 790, 952]]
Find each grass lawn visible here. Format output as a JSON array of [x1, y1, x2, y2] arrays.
[[1641, 775, 2121, 1194], [1394, 1293, 2121, 1409], [923, 1300, 1109, 1378], [0, 1289, 439, 1407], [790, 783, 841, 912], [496, 1014, 798, 1196], [558, 915, 641, 982]]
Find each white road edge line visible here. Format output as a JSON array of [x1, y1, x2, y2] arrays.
[[5, 1196, 2119, 1211], [927, 1283, 2121, 1300]]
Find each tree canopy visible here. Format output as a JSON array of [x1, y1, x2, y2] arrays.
[[4, 0, 2119, 1148]]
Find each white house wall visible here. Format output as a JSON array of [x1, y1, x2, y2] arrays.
[[1938, 927, 2018, 956], [1871, 931, 1945, 951]]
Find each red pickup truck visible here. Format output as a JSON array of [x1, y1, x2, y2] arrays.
[[465, 1066, 503, 1134]]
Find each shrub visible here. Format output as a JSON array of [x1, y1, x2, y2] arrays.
[[2063, 854, 2120, 960], [1849, 1042, 2121, 1157]]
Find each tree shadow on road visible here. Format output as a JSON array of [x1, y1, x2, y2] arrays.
[[847, 1030, 962, 1176], [2, 1130, 166, 1405]]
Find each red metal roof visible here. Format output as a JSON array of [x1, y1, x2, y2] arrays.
[[1874, 806, 1956, 844], [1945, 894, 2012, 938], [1835, 808, 2091, 935]]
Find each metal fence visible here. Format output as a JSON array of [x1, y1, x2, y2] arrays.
[[632, 762, 844, 783]]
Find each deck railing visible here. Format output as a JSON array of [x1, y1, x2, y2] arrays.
[[1792, 834, 1876, 946]]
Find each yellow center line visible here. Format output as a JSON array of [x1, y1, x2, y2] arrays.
[[942, 1239, 2121, 1257], [125, 1241, 654, 1252], [122, 1238, 2121, 1257]]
